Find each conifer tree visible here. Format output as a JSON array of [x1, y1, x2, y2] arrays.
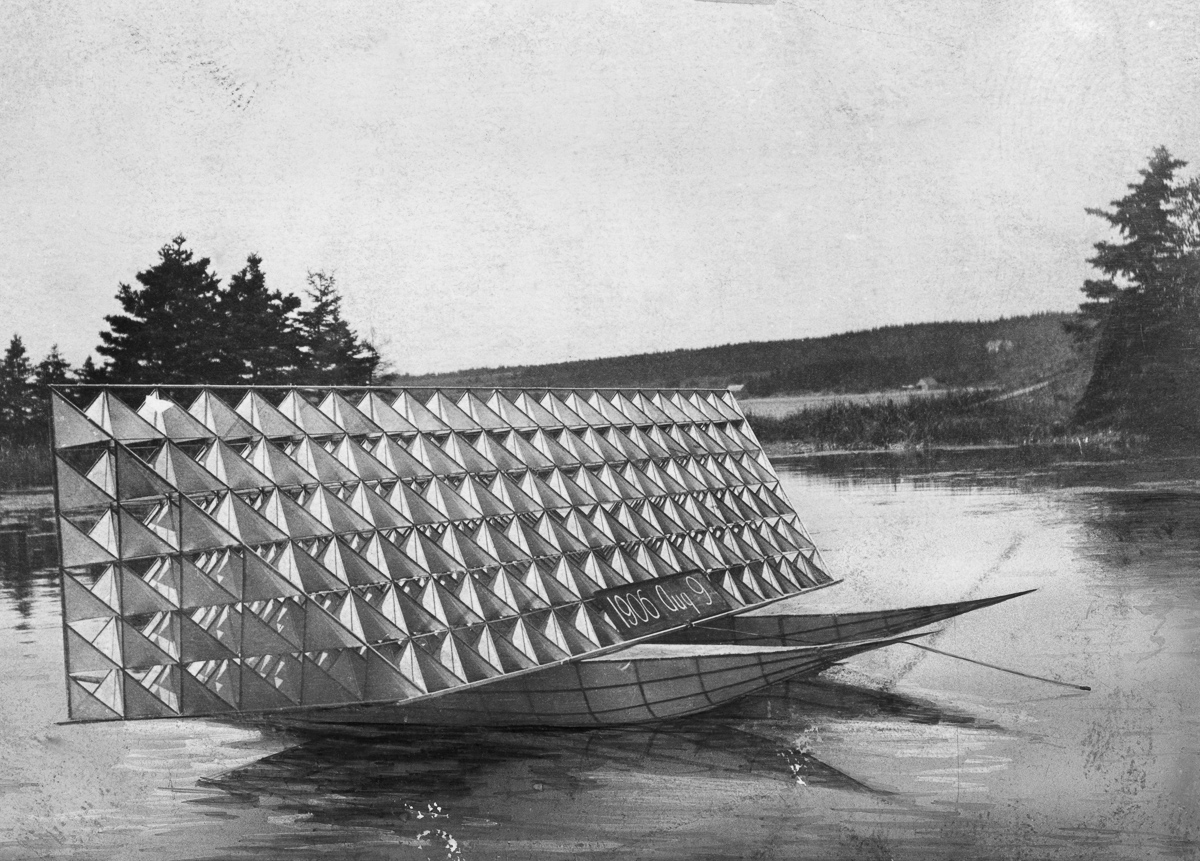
[[31, 345, 74, 439], [1073, 148, 1200, 438], [97, 236, 225, 383], [296, 272, 380, 385], [217, 254, 304, 384], [36, 345, 72, 388], [1072, 147, 1190, 336], [77, 355, 104, 383], [0, 335, 37, 442]]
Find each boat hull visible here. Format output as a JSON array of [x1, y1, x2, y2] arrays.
[[274, 636, 913, 729]]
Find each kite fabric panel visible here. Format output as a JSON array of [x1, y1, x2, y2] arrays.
[[52, 385, 833, 722]]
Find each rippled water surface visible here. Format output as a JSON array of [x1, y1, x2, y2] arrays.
[[1, 451, 1198, 860]]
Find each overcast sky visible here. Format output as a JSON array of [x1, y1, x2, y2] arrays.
[[3, 1, 1199, 374]]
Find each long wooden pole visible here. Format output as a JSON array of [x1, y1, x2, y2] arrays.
[[902, 642, 1091, 691]]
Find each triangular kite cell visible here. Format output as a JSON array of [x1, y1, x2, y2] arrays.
[[56, 457, 115, 512], [84, 392, 164, 444], [138, 391, 216, 441], [52, 393, 111, 449]]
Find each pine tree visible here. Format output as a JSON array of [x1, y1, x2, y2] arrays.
[[217, 254, 304, 384], [35, 345, 72, 389], [296, 272, 380, 385], [0, 335, 37, 442], [1073, 147, 1189, 335], [30, 345, 74, 440], [77, 355, 104, 383], [1072, 148, 1200, 439], [96, 236, 226, 383]]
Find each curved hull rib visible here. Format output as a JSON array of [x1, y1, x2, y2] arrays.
[[276, 635, 916, 729], [662, 589, 1034, 647]]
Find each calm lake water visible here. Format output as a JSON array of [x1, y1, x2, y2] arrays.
[[1, 450, 1197, 860]]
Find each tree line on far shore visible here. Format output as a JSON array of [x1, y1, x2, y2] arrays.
[[0, 235, 379, 444]]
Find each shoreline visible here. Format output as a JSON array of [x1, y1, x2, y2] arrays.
[[760, 435, 1142, 461], [762, 441, 1021, 459]]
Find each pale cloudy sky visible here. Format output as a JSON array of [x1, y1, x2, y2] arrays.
[[2, 0, 1199, 373]]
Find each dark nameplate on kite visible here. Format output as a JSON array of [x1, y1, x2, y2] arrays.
[[591, 571, 731, 636]]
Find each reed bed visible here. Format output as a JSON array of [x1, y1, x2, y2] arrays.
[[747, 391, 1066, 449]]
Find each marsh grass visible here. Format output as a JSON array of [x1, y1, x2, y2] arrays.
[[747, 390, 1070, 449]]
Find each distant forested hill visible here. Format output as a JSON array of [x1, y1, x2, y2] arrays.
[[384, 313, 1079, 395]]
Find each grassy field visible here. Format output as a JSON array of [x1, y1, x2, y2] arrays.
[[747, 392, 1059, 450], [738, 388, 960, 418], [746, 364, 1092, 451]]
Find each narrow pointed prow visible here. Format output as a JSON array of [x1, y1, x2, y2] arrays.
[[664, 588, 1039, 648]]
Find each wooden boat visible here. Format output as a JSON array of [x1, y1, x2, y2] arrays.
[[273, 634, 921, 729], [659, 589, 1034, 648]]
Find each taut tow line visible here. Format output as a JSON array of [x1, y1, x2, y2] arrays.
[[903, 642, 1091, 691]]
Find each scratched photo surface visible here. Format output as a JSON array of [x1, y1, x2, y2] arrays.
[[4, 2, 1200, 859]]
